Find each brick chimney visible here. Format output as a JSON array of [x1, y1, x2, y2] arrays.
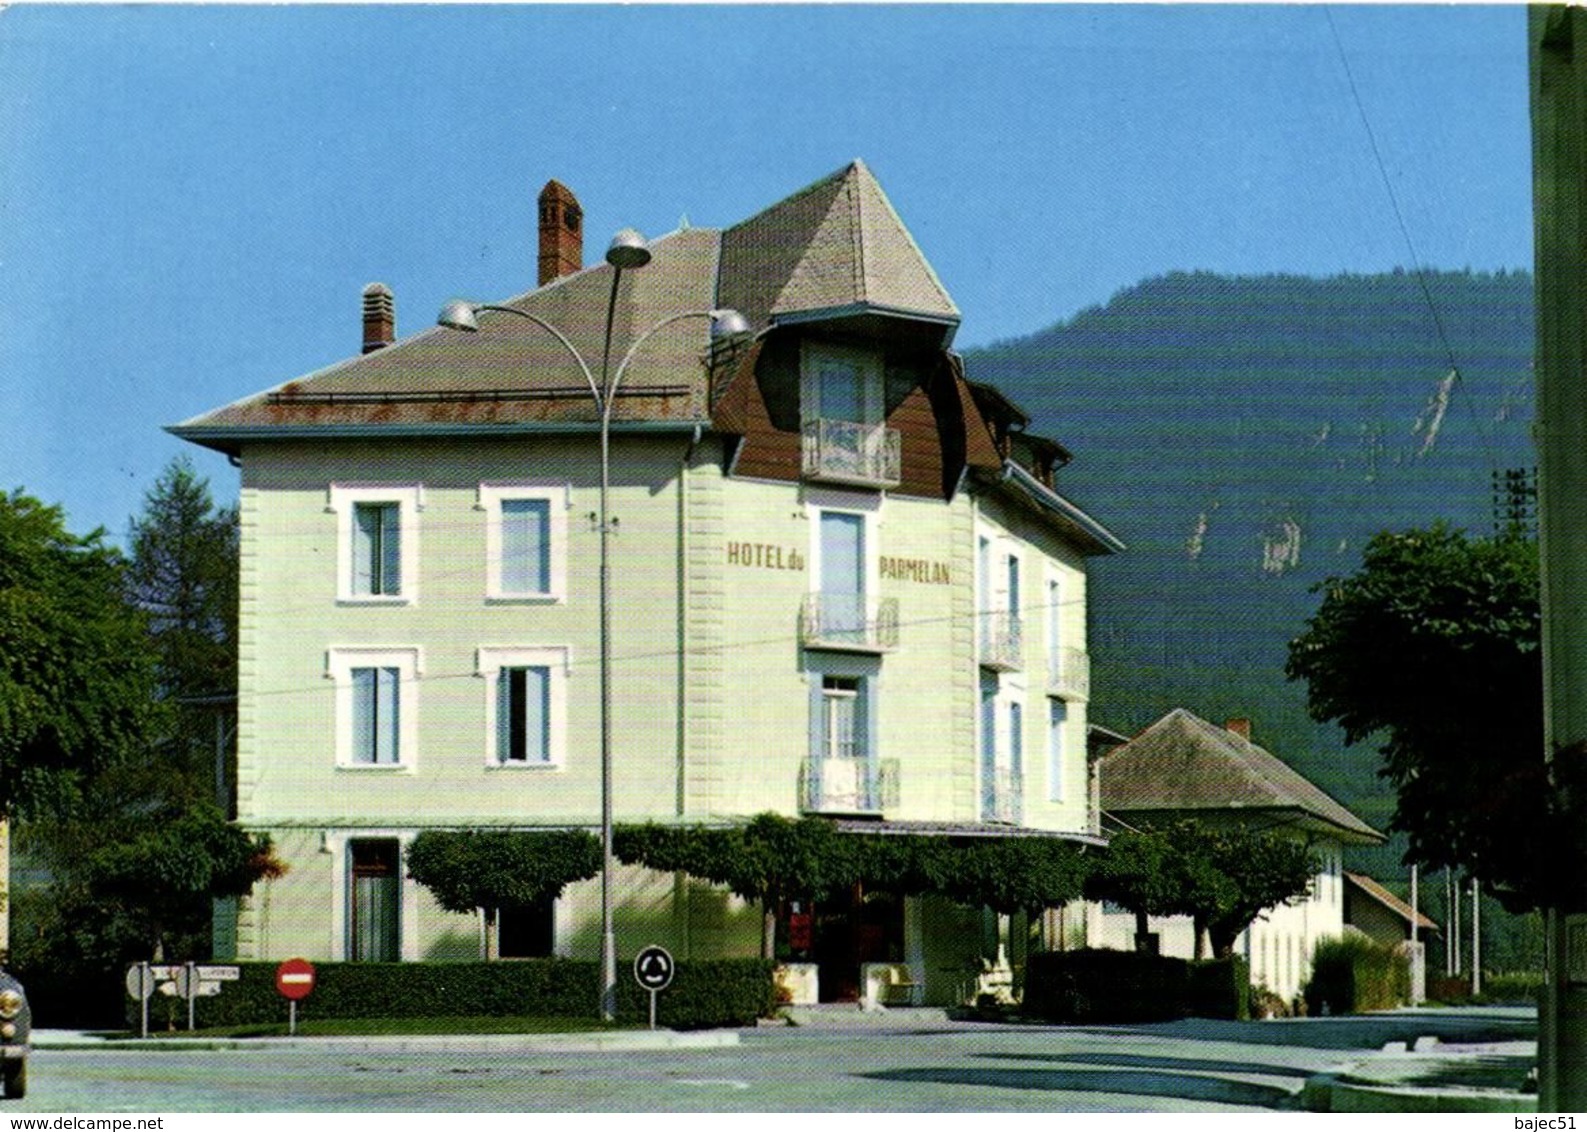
[[538, 180, 583, 286], [362, 282, 394, 354], [1225, 718, 1252, 741]]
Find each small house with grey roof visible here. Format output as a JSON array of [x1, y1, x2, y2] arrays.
[[1097, 708, 1383, 1002]]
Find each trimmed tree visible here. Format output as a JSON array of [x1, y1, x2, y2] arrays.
[[80, 803, 284, 961], [406, 829, 601, 959], [1188, 825, 1316, 958]]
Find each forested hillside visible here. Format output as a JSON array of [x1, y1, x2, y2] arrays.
[[964, 268, 1536, 874]]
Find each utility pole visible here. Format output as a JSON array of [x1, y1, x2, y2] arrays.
[[1530, 6, 1587, 1109]]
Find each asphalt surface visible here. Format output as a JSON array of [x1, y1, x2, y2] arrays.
[[5, 1006, 1539, 1113]]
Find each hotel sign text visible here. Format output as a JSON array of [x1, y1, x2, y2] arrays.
[[881, 556, 952, 585], [727, 542, 806, 571]]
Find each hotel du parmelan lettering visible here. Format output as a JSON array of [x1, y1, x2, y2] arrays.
[[725, 542, 950, 585]]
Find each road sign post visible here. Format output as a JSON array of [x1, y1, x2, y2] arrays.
[[632, 945, 674, 1031], [275, 958, 316, 1036], [124, 963, 156, 1039]]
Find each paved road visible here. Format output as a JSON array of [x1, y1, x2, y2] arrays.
[[6, 1010, 1537, 1113]]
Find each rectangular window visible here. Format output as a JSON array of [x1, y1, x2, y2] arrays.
[[353, 502, 401, 596], [1047, 578, 1062, 661], [1006, 553, 1022, 633], [819, 511, 866, 642], [349, 839, 400, 962], [1010, 700, 1024, 780], [980, 671, 998, 818], [330, 647, 421, 770], [351, 666, 401, 765], [331, 485, 420, 604], [822, 676, 861, 761], [1048, 698, 1069, 802], [497, 665, 551, 764], [499, 498, 551, 596], [477, 647, 567, 769]]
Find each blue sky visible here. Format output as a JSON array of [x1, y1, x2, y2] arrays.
[[0, 4, 1532, 542]]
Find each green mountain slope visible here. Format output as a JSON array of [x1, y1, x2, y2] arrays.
[[964, 268, 1536, 871]]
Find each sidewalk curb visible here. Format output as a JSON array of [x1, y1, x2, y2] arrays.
[[1302, 1070, 1537, 1114], [32, 1030, 741, 1054]]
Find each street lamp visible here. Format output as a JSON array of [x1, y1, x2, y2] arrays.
[[438, 230, 748, 1021]]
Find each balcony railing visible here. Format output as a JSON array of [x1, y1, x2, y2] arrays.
[[801, 419, 902, 488], [1047, 647, 1091, 700], [801, 593, 900, 653], [800, 757, 900, 815], [981, 765, 1023, 825], [979, 610, 1023, 671]]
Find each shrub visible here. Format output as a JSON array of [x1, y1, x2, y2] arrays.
[[125, 958, 775, 1032], [1024, 948, 1190, 1023], [1304, 935, 1407, 1015], [1479, 971, 1544, 1005], [1187, 955, 1249, 1020]]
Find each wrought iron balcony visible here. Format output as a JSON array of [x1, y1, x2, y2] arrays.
[[801, 593, 900, 653], [800, 756, 900, 815], [801, 419, 902, 489], [1047, 647, 1091, 700], [981, 765, 1023, 825], [979, 610, 1023, 671]]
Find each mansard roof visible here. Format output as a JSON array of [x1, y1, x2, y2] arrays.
[[172, 162, 959, 453]]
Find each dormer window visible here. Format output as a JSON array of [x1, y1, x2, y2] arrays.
[[800, 342, 900, 488], [803, 342, 881, 426]]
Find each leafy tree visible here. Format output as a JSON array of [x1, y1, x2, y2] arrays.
[[0, 490, 158, 819], [1286, 525, 1553, 910], [618, 815, 1092, 958], [79, 803, 283, 961], [617, 815, 860, 959], [406, 830, 601, 960], [1085, 825, 1211, 947], [1190, 826, 1316, 958], [931, 837, 1089, 918], [1087, 822, 1313, 958]]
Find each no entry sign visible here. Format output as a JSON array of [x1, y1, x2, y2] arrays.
[[275, 958, 316, 1001]]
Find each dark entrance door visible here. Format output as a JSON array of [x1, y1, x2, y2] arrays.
[[809, 886, 904, 1002]]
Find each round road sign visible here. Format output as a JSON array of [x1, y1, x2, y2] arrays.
[[633, 945, 675, 992], [275, 957, 316, 1001]]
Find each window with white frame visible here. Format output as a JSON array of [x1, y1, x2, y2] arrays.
[[477, 647, 568, 768], [329, 485, 422, 603], [328, 647, 421, 769], [802, 342, 882, 426], [478, 483, 568, 601], [1048, 698, 1068, 802], [821, 676, 863, 761]]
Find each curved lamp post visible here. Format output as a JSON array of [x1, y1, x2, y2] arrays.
[[438, 230, 748, 1021]]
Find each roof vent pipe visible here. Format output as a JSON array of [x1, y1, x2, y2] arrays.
[[362, 282, 395, 354]]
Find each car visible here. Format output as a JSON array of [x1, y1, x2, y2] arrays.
[[0, 970, 29, 1099]]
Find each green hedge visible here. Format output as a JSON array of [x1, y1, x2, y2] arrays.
[[1303, 936, 1407, 1015], [1023, 950, 1250, 1022], [1024, 949, 1189, 1023], [1188, 955, 1250, 1020], [127, 958, 776, 1032]]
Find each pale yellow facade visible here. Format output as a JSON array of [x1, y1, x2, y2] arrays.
[[227, 431, 1100, 990]]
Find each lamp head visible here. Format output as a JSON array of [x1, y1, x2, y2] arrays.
[[436, 299, 481, 332], [709, 308, 751, 338], [605, 228, 652, 270]]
